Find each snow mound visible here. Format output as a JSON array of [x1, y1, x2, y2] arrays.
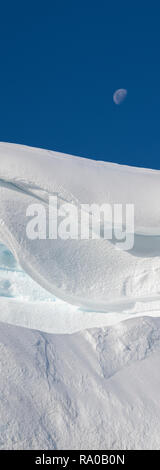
[[1, 317, 160, 450], [1, 142, 160, 311]]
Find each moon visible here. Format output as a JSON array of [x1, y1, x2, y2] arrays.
[[113, 88, 127, 105]]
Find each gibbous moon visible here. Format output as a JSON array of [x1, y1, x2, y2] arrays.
[[113, 88, 127, 105]]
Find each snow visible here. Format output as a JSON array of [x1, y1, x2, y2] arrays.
[[1, 242, 160, 334], [1, 142, 160, 310], [1, 142, 160, 449], [1, 317, 160, 450]]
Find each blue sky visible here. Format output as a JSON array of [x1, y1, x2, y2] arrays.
[[0, 1, 160, 168]]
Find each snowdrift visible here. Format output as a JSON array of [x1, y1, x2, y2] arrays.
[[1, 241, 160, 333], [1, 143, 160, 451], [1, 142, 160, 311]]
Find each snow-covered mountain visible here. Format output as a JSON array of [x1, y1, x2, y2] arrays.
[[1, 142, 160, 450]]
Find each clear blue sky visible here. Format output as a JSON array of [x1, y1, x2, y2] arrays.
[[0, 1, 160, 168]]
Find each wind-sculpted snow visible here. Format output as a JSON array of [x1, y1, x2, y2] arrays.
[[1, 242, 160, 333], [1, 317, 160, 450], [1, 142, 160, 309], [1, 143, 160, 451]]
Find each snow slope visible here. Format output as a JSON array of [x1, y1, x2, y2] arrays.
[[1, 142, 160, 451], [1, 317, 160, 450], [1, 142, 160, 311]]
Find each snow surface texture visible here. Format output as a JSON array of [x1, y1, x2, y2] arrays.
[[1, 142, 160, 310], [1, 142, 160, 450], [1, 242, 160, 334], [1, 317, 160, 450]]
